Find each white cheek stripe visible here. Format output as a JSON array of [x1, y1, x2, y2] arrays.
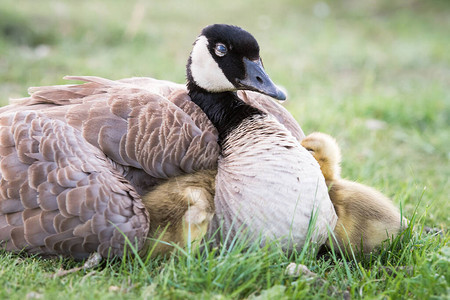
[[190, 36, 235, 92]]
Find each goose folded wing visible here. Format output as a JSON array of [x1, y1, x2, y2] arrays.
[[12, 76, 304, 184], [0, 111, 149, 259], [25, 76, 221, 182]]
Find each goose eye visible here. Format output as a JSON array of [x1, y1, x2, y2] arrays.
[[214, 43, 227, 57]]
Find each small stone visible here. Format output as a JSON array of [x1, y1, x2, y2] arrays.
[[109, 286, 120, 292], [365, 119, 387, 131], [285, 263, 316, 278], [83, 252, 102, 269], [26, 292, 43, 299]]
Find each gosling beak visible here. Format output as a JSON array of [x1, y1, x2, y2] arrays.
[[236, 58, 287, 101]]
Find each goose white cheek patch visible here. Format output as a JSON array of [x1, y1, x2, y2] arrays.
[[190, 36, 235, 92]]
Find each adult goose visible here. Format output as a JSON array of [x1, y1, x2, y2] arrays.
[[0, 24, 337, 259]]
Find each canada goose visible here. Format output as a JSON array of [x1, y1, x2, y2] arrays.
[[0, 24, 337, 259], [301, 132, 407, 255]]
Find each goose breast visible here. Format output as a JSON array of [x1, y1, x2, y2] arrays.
[[211, 115, 336, 249]]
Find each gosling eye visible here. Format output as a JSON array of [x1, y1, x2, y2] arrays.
[[214, 43, 228, 57]]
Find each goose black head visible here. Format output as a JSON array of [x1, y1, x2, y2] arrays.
[[187, 24, 286, 101]]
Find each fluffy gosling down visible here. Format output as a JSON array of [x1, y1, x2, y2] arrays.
[[142, 170, 216, 256], [301, 132, 408, 255]]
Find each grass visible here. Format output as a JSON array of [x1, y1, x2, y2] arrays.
[[0, 0, 448, 298]]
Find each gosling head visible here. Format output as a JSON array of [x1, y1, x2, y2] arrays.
[[301, 132, 342, 181], [186, 24, 286, 100]]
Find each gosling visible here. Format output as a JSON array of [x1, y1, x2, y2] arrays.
[[301, 132, 408, 255], [142, 169, 217, 256]]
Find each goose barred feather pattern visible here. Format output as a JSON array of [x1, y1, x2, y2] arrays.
[[0, 109, 148, 259]]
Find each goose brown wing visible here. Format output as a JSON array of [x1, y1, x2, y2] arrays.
[[12, 77, 303, 185], [0, 111, 148, 259], [25, 76, 220, 184]]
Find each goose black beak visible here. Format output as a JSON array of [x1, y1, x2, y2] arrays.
[[236, 58, 287, 101]]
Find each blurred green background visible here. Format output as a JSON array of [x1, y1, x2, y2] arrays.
[[0, 0, 449, 226]]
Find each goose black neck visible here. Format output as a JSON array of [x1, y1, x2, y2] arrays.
[[188, 86, 263, 143]]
